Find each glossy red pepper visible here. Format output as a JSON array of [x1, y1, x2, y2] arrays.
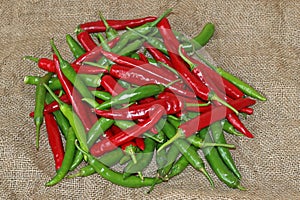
[[135, 137, 145, 151], [138, 52, 148, 63], [53, 54, 94, 131], [101, 75, 125, 96], [107, 64, 195, 98], [226, 113, 254, 138], [144, 42, 173, 67], [79, 16, 157, 33], [179, 98, 256, 138], [240, 107, 254, 115], [44, 112, 65, 170], [90, 105, 165, 157], [76, 30, 97, 52]]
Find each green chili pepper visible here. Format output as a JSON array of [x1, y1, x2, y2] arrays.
[[98, 11, 119, 40], [96, 33, 112, 51], [158, 144, 180, 180], [75, 141, 162, 188], [77, 74, 102, 88], [198, 128, 245, 190], [34, 72, 53, 150], [43, 83, 89, 161], [210, 121, 242, 179], [50, 39, 94, 100], [67, 148, 124, 178], [45, 127, 76, 186], [167, 153, 190, 179], [222, 120, 244, 136], [66, 34, 86, 59], [91, 90, 112, 101]]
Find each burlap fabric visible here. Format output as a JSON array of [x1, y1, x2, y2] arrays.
[[0, 0, 299, 199]]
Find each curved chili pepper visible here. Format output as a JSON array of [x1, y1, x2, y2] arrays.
[[226, 113, 254, 138], [144, 42, 173, 67], [90, 105, 165, 157], [79, 16, 157, 33], [76, 30, 97, 52], [44, 112, 65, 170], [24, 56, 56, 73], [66, 34, 86, 59], [138, 52, 148, 63]]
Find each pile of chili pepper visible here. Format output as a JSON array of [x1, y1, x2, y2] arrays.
[[24, 9, 266, 192]]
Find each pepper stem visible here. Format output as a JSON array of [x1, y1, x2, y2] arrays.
[[186, 102, 211, 107], [98, 11, 111, 30], [50, 39, 64, 64], [209, 92, 239, 115], [83, 61, 110, 70], [66, 172, 81, 179], [143, 133, 164, 143], [157, 129, 185, 153], [165, 79, 181, 88], [126, 27, 149, 39], [199, 142, 235, 149], [23, 56, 39, 63], [43, 83, 64, 106], [82, 97, 101, 108], [178, 45, 197, 70], [158, 62, 179, 76], [237, 185, 247, 191]]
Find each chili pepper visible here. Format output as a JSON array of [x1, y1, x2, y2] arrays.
[[79, 16, 157, 33], [44, 112, 65, 170], [34, 72, 53, 150], [144, 42, 173, 67], [45, 127, 76, 186], [135, 137, 145, 151], [98, 11, 119, 40], [96, 32, 112, 52], [123, 137, 156, 180], [196, 53, 267, 101], [191, 22, 215, 48], [210, 121, 242, 179], [77, 74, 102, 88], [100, 74, 125, 96], [226, 113, 254, 138], [158, 98, 256, 148], [86, 84, 165, 110], [91, 90, 112, 101], [75, 141, 162, 188], [67, 148, 124, 178], [90, 105, 164, 157], [24, 56, 56, 73], [157, 18, 239, 114], [131, 53, 140, 60], [222, 120, 244, 136], [88, 63, 195, 98], [198, 128, 245, 190], [43, 94, 70, 113], [93, 98, 181, 120], [179, 45, 244, 100], [155, 141, 168, 178], [52, 54, 95, 131], [24, 75, 63, 91], [157, 120, 214, 187], [76, 30, 97, 52], [121, 141, 138, 164], [43, 84, 89, 161], [66, 34, 86, 59]]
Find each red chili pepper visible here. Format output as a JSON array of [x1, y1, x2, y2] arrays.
[[79, 16, 157, 33], [101, 74, 125, 96], [226, 113, 254, 138], [107, 64, 195, 98], [179, 48, 244, 100], [93, 98, 181, 120], [44, 112, 65, 170], [138, 52, 149, 63], [138, 97, 156, 104], [76, 30, 97, 52], [90, 105, 165, 157], [144, 42, 173, 67], [73, 36, 120, 65], [53, 54, 95, 131], [179, 98, 256, 138], [44, 94, 70, 113]]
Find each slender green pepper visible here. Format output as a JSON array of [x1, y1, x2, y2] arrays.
[[66, 34, 86, 59], [158, 144, 180, 180], [75, 141, 162, 188], [45, 127, 76, 186], [167, 154, 189, 179], [91, 90, 112, 101], [98, 11, 119, 40], [43, 84, 89, 161], [210, 121, 242, 179], [198, 128, 245, 190], [223, 120, 244, 136], [34, 72, 53, 150]]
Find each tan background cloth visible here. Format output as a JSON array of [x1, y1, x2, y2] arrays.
[[0, 0, 299, 199]]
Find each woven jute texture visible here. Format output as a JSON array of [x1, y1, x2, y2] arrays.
[[0, 0, 299, 199]]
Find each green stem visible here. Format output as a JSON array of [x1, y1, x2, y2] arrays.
[[23, 56, 39, 63]]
